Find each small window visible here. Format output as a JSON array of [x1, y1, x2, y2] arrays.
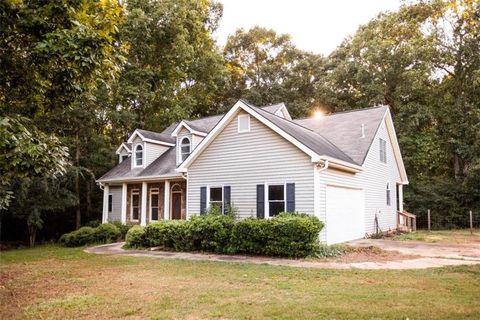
[[180, 137, 191, 162], [386, 183, 391, 206], [379, 138, 387, 163], [238, 114, 250, 133], [150, 189, 159, 221], [108, 194, 113, 213], [135, 145, 143, 167], [131, 190, 140, 220], [209, 187, 223, 212], [121, 154, 129, 163], [268, 185, 285, 217]]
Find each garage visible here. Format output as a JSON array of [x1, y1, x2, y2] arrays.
[[326, 185, 365, 244]]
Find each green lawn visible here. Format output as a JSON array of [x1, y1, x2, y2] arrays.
[[1, 245, 480, 319], [393, 229, 480, 244]]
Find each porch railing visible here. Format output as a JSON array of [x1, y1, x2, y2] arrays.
[[397, 210, 416, 232]]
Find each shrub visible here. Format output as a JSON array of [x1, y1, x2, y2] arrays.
[[110, 221, 134, 239], [143, 220, 192, 251], [125, 225, 145, 248], [231, 213, 323, 258], [84, 220, 101, 228], [188, 214, 234, 253], [94, 223, 121, 243], [229, 218, 269, 255], [60, 226, 96, 247]]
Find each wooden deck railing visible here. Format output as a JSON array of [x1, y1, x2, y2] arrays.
[[397, 210, 417, 232]]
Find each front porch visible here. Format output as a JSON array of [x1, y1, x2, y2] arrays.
[[101, 179, 187, 226]]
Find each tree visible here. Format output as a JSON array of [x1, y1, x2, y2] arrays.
[[112, 0, 228, 134], [223, 26, 326, 117], [0, 0, 126, 231]]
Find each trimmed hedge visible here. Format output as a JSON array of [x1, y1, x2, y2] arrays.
[[59, 223, 123, 247], [231, 213, 324, 257], [125, 225, 145, 248], [125, 212, 323, 258]]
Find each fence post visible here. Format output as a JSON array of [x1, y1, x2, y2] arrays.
[[470, 210, 473, 235], [427, 209, 431, 232]]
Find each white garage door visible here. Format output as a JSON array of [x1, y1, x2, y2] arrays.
[[326, 186, 365, 244]]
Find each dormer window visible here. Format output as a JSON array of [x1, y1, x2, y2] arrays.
[[180, 137, 191, 162], [120, 154, 129, 163], [134, 144, 143, 167]]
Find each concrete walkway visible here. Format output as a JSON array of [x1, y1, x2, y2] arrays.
[[85, 241, 480, 270]]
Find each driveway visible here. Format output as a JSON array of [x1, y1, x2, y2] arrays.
[[348, 239, 480, 261], [86, 240, 480, 270]]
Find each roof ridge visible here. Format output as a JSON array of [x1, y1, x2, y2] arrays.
[[295, 105, 388, 121]]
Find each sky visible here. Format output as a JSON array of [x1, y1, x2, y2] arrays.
[[215, 0, 402, 56]]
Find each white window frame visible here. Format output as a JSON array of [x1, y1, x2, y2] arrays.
[[237, 114, 250, 133], [149, 188, 160, 222], [207, 185, 224, 213], [134, 144, 144, 167], [180, 137, 191, 162], [265, 183, 287, 218], [108, 194, 113, 213], [386, 183, 391, 206], [130, 189, 140, 221], [120, 154, 129, 163], [379, 138, 387, 163]]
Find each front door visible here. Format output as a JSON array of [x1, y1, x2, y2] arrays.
[[171, 192, 182, 220]]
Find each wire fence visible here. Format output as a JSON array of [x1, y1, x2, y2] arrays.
[[415, 210, 479, 230]]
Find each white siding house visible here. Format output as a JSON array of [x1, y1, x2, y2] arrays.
[[98, 99, 408, 244]]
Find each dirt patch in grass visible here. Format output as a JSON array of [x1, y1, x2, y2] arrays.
[[325, 246, 419, 263]]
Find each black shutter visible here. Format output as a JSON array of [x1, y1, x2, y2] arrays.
[[256, 184, 265, 219], [223, 186, 231, 214], [200, 186, 207, 215], [286, 183, 295, 212]]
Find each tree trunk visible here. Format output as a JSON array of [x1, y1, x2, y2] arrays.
[[75, 131, 81, 229], [86, 181, 91, 219]]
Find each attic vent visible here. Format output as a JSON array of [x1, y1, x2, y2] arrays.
[[361, 124, 365, 138], [238, 114, 250, 133]]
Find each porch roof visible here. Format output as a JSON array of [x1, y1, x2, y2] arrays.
[[97, 147, 181, 183]]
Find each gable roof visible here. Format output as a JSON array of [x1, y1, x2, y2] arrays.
[[178, 100, 362, 172], [127, 129, 175, 146], [171, 115, 224, 137], [294, 106, 388, 165], [115, 142, 132, 155]]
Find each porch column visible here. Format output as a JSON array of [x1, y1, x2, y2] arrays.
[[102, 184, 109, 223], [140, 182, 147, 226], [121, 183, 127, 224], [398, 184, 404, 212], [164, 180, 170, 220]]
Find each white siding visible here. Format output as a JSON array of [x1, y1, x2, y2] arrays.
[[108, 186, 122, 222], [317, 118, 402, 242], [144, 142, 169, 167], [188, 110, 314, 218]]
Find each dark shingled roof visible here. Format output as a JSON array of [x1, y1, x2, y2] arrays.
[[244, 101, 357, 164], [98, 148, 178, 182], [294, 105, 388, 165], [99, 102, 388, 182], [137, 129, 175, 144], [260, 103, 285, 114]]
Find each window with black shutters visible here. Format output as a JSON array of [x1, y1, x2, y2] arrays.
[[268, 185, 285, 217]]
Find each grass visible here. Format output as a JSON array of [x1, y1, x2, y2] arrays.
[[1, 245, 480, 319], [393, 229, 480, 244]]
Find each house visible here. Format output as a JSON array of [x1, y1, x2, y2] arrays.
[[97, 100, 408, 244]]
